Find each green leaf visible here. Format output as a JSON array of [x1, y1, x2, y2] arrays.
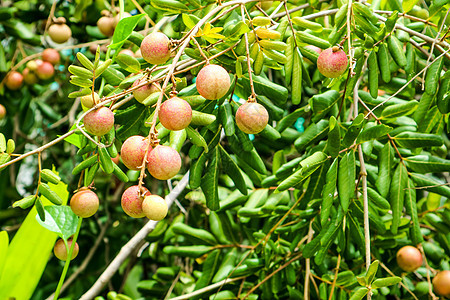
[[172, 223, 217, 245], [376, 142, 394, 198], [201, 147, 220, 210], [389, 164, 408, 234], [116, 106, 149, 140], [356, 123, 392, 144], [186, 126, 208, 152], [326, 116, 341, 158], [402, 0, 419, 12], [338, 151, 355, 213], [321, 158, 338, 226], [310, 90, 340, 122], [35, 206, 79, 241], [239, 74, 288, 105], [381, 100, 419, 119], [0, 181, 68, 300], [182, 13, 199, 30], [405, 178, 423, 244], [371, 276, 402, 289], [410, 173, 450, 198], [294, 120, 329, 151], [194, 249, 221, 292], [342, 113, 365, 147], [349, 287, 369, 300], [394, 132, 444, 148], [219, 145, 248, 195], [101, 67, 126, 86], [163, 245, 213, 258], [98, 146, 114, 174], [365, 260, 379, 285], [291, 48, 302, 105], [109, 14, 144, 50], [151, 0, 189, 13], [285, 36, 295, 85], [116, 54, 141, 73], [38, 183, 63, 205]]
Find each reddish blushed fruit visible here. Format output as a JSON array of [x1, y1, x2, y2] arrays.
[[23, 68, 38, 85], [83, 107, 114, 136], [48, 18, 72, 44], [97, 16, 115, 36], [433, 270, 450, 297], [36, 61, 55, 80], [120, 135, 151, 170], [142, 195, 168, 221], [132, 77, 160, 103], [235, 102, 269, 134], [159, 97, 192, 131], [81, 92, 100, 110], [121, 185, 150, 218], [140, 32, 171, 65], [5, 71, 23, 90], [26, 60, 39, 71], [53, 238, 79, 261], [196, 64, 230, 100], [42, 49, 60, 65], [70, 189, 99, 218], [147, 145, 181, 180], [396, 246, 423, 272], [0, 104, 6, 120], [317, 46, 348, 78]]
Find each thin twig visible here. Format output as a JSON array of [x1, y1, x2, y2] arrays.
[[169, 276, 246, 300]]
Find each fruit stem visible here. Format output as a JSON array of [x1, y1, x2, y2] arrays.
[[53, 217, 83, 300]]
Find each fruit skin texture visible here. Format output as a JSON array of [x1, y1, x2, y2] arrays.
[[70, 189, 99, 218], [0, 104, 6, 120], [120, 135, 151, 170], [36, 61, 55, 80], [196, 64, 231, 100], [54, 238, 79, 261], [5, 71, 23, 90], [159, 97, 192, 131], [147, 145, 181, 180], [97, 16, 115, 36], [48, 23, 72, 44], [23, 68, 38, 85], [121, 185, 150, 218], [140, 32, 171, 65], [433, 270, 450, 297], [42, 49, 60, 65], [317, 46, 348, 78], [83, 107, 114, 136], [132, 78, 160, 103], [396, 246, 423, 272], [235, 102, 269, 134], [142, 195, 168, 221], [81, 92, 100, 110]]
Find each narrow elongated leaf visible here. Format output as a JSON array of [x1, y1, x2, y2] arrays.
[[356, 123, 392, 144], [372, 277, 402, 289], [409, 173, 450, 198], [404, 178, 423, 244], [172, 223, 217, 245], [285, 36, 295, 85], [110, 14, 144, 50], [349, 288, 369, 300], [342, 113, 365, 147], [404, 154, 450, 173], [381, 100, 419, 119], [338, 151, 355, 213], [291, 48, 302, 105], [376, 142, 394, 198], [194, 250, 221, 294], [310, 90, 340, 122], [116, 54, 140, 73], [365, 260, 379, 285], [389, 164, 408, 234], [326, 116, 341, 158], [294, 120, 329, 151], [321, 158, 338, 225], [219, 145, 247, 195], [201, 147, 220, 210], [186, 126, 208, 152]]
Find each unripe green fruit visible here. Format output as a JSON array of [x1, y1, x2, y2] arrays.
[[70, 189, 99, 218], [81, 92, 100, 110], [317, 46, 348, 78], [23, 68, 38, 85], [147, 145, 181, 180], [0, 104, 6, 120], [42, 49, 60, 65], [54, 238, 79, 261], [36, 61, 55, 80], [140, 32, 171, 65], [120, 135, 151, 170], [142, 194, 168, 221], [196, 64, 231, 100], [97, 16, 115, 36], [235, 102, 269, 134], [121, 185, 150, 218], [48, 23, 72, 44], [5, 71, 23, 90], [132, 78, 160, 103], [396, 246, 423, 272], [83, 107, 114, 136], [433, 270, 450, 297], [159, 97, 192, 131]]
